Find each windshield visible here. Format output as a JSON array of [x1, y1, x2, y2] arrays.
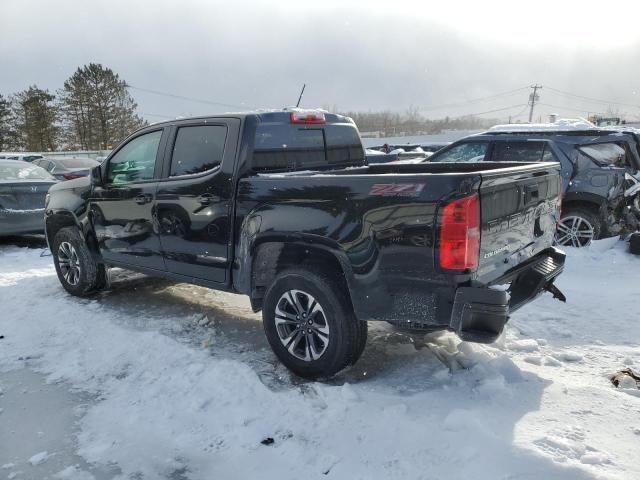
[[429, 141, 489, 163], [0, 162, 55, 181]]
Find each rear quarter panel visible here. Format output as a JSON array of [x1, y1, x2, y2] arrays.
[[233, 172, 481, 323]]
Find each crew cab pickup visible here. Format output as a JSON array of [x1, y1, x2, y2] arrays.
[[45, 110, 566, 378]]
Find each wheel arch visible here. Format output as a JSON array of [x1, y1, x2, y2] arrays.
[[248, 239, 355, 314], [45, 210, 99, 255]]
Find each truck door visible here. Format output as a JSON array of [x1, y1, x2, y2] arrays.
[[155, 118, 240, 284], [90, 128, 167, 271]]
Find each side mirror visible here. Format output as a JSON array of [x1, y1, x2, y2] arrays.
[[90, 165, 103, 186]]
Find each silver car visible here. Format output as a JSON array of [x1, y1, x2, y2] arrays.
[[0, 160, 57, 236], [32, 157, 99, 181]]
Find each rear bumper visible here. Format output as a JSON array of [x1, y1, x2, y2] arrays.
[[0, 209, 46, 236], [449, 247, 565, 343]]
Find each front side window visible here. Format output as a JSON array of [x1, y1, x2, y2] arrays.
[[578, 142, 626, 167], [107, 130, 162, 184], [170, 125, 227, 177], [430, 142, 489, 163], [492, 141, 546, 162]]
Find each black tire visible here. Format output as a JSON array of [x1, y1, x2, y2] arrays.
[[52, 227, 106, 296], [556, 207, 602, 247], [262, 268, 367, 379]]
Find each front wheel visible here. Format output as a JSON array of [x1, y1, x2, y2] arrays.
[[555, 208, 601, 247], [52, 227, 106, 296], [262, 268, 367, 379]]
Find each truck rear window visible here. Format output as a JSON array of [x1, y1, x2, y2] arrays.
[[252, 124, 365, 171]]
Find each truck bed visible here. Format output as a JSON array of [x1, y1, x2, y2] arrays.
[[236, 160, 562, 328]]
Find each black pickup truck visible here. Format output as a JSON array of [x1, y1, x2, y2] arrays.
[[45, 110, 566, 378]]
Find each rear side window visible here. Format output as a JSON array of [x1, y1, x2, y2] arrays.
[[578, 143, 626, 167], [170, 125, 227, 177], [430, 142, 488, 163], [492, 142, 546, 162], [252, 124, 364, 171]]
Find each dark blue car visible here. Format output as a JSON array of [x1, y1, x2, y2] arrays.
[[426, 124, 640, 247]]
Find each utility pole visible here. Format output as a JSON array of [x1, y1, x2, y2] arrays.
[[528, 84, 542, 123]]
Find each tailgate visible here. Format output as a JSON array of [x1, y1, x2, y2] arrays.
[[476, 163, 561, 282]]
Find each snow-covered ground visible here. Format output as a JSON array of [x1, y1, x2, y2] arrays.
[[1, 237, 639, 480]]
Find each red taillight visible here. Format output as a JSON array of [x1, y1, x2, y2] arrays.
[[63, 173, 83, 180], [289, 110, 326, 124], [439, 194, 480, 271]]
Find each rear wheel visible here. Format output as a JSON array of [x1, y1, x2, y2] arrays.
[[52, 227, 106, 296], [262, 268, 367, 379], [555, 208, 601, 247]]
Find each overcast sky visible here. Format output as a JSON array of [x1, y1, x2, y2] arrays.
[[2, 0, 640, 123]]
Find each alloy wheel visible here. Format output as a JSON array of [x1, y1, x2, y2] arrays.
[[58, 241, 81, 285], [274, 289, 330, 362], [555, 215, 595, 247]]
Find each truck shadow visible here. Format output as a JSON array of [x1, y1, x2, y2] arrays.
[[0, 234, 47, 249], [98, 269, 465, 392]]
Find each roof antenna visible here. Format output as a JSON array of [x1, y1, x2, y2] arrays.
[[295, 84, 306, 108]]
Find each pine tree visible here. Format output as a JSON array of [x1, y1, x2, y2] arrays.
[[59, 64, 145, 150], [0, 94, 13, 151], [12, 86, 59, 151]]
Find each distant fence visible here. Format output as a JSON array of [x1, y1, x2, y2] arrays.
[[0, 150, 112, 160], [42, 150, 112, 160]]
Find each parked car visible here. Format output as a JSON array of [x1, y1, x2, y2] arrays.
[[0, 153, 45, 162], [425, 122, 640, 247], [0, 160, 57, 236], [45, 110, 566, 378], [32, 157, 99, 181]]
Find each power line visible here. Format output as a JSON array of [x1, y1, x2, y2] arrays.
[[545, 86, 640, 110], [139, 112, 177, 119], [537, 102, 612, 117], [509, 104, 531, 121], [126, 84, 256, 110], [456, 103, 529, 117], [417, 86, 529, 112]]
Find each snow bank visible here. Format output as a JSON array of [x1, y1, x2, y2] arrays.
[[1, 239, 639, 479], [488, 118, 596, 133]]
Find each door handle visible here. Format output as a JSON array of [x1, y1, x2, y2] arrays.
[[134, 194, 152, 205], [197, 193, 220, 205]]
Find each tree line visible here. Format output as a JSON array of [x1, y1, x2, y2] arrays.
[[0, 63, 145, 152], [339, 108, 499, 137]]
